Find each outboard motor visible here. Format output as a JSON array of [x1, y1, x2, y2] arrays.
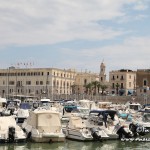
[[129, 123, 149, 137], [117, 126, 132, 139], [90, 127, 101, 141], [115, 124, 132, 139], [8, 126, 15, 142]]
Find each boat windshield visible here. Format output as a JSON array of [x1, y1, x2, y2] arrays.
[[79, 109, 89, 114], [129, 105, 139, 110]]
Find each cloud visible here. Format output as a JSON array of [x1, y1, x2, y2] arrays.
[[0, 0, 149, 47], [57, 36, 150, 72], [133, 1, 149, 10]]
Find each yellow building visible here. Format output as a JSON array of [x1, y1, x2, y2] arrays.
[[109, 69, 136, 96], [74, 71, 99, 95], [0, 67, 76, 100]]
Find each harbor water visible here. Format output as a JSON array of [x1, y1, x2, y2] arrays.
[[0, 139, 150, 150]]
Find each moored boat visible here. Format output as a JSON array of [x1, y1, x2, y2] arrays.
[[22, 109, 65, 142]]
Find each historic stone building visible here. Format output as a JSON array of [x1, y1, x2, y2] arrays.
[[136, 69, 150, 96], [0, 67, 76, 100], [0, 66, 101, 100], [109, 69, 136, 96], [74, 71, 99, 96]]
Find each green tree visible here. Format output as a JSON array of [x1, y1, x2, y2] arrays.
[[100, 84, 108, 95], [84, 83, 93, 95], [91, 81, 100, 95], [115, 83, 120, 95]]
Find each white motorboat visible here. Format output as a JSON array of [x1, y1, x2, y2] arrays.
[[87, 110, 119, 140], [78, 99, 96, 110], [22, 109, 65, 142], [125, 102, 142, 115], [132, 113, 150, 129], [63, 116, 93, 141], [0, 116, 26, 143], [14, 102, 31, 126]]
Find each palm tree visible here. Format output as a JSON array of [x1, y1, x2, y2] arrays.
[[84, 83, 93, 95], [97, 82, 101, 94], [115, 83, 120, 95], [91, 81, 100, 95], [100, 84, 108, 95]]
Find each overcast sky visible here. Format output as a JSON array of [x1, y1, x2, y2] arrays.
[[0, 0, 150, 75]]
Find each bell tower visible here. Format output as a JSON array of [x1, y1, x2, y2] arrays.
[[100, 61, 106, 82]]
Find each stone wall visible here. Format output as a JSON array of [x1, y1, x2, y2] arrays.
[[62, 94, 149, 105]]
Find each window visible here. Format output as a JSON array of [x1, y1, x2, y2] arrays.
[[143, 80, 147, 86], [36, 81, 39, 85], [17, 81, 22, 87], [9, 81, 15, 85], [129, 82, 131, 87], [101, 77, 103, 81], [112, 76, 115, 80], [57, 81, 59, 86], [144, 89, 147, 93], [121, 83, 124, 88], [112, 83, 115, 88], [84, 79, 87, 85], [40, 81, 43, 85], [53, 80, 56, 86], [26, 81, 31, 85], [46, 81, 50, 85], [121, 75, 124, 80]]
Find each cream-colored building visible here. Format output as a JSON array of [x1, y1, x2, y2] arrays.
[[74, 71, 99, 96], [109, 69, 136, 96], [0, 67, 76, 100]]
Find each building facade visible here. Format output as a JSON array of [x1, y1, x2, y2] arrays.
[[0, 67, 76, 100], [74, 71, 99, 96], [109, 69, 136, 96], [136, 69, 150, 96]]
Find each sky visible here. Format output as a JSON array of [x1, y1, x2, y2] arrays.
[[0, 0, 150, 76]]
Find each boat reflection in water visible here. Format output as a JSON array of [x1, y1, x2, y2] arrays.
[[0, 139, 150, 150]]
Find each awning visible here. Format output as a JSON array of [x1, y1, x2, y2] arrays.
[[128, 90, 134, 95]]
